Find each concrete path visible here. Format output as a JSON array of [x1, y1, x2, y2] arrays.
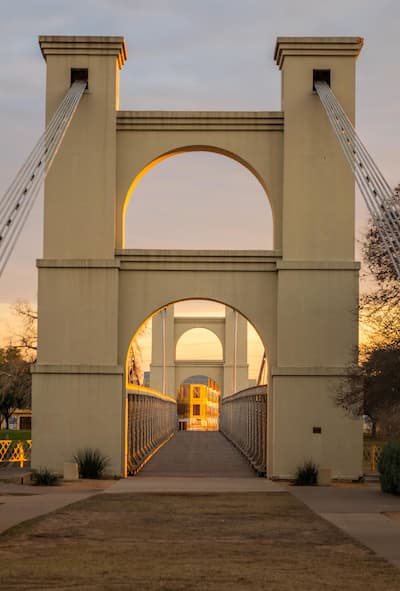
[[138, 431, 256, 477], [291, 484, 400, 569], [0, 482, 101, 534], [108, 431, 284, 493], [107, 476, 284, 493]]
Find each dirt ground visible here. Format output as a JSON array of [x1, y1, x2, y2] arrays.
[[1, 492, 400, 591]]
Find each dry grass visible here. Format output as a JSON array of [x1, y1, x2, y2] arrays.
[[1, 492, 400, 590]]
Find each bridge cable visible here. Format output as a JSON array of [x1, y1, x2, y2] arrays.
[[315, 81, 400, 279], [0, 80, 87, 277]]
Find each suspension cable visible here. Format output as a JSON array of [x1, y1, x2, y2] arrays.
[[315, 80, 400, 279], [0, 80, 86, 277]]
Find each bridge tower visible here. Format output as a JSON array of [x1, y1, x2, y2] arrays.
[[271, 37, 362, 477], [32, 37, 127, 475]]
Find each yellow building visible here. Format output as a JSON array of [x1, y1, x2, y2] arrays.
[[177, 380, 220, 431]]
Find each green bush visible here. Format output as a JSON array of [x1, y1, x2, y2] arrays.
[[293, 461, 318, 486], [31, 468, 60, 486], [377, 441, 400, 495], [74, 448, 109, 479]]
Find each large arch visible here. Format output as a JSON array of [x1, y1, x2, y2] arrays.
[[119, 145, 276, 249]]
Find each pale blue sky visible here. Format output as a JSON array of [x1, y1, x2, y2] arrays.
[[0, 0, 399, 338]]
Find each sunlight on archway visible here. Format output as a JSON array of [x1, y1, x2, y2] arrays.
[[129, 300, 265, 384], [124, 151, 273, 250]]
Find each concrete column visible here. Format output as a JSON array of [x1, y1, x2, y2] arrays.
[[270, 37, 364, 479], [32, 37, 127, 477]]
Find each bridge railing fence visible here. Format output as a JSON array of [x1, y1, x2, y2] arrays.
[[127, 385, 177, 475], [220, 385, 267, 476]]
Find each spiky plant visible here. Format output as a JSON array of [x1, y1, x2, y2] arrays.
[[73, 448, 109, 479]]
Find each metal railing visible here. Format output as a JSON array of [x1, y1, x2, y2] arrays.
[[0, 439, 32, 468], [220, 385, 267, 476], [127, 385, 177, 475]]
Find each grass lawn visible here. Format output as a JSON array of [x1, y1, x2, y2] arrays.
[[1, 492, 400, 590], [0, 430, 31, 440]]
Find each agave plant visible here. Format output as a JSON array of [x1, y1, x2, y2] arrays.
[[31, 467, 60, 486], [293, 460, 318, 486], [73, 448, 109, 479]]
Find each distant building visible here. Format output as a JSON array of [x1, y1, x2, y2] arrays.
[[0, 409, 32, 431], [177, 379, 220, 431]]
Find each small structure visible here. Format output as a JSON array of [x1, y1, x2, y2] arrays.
[[177, 380, 220, 431], [1, 409, 32, 431]]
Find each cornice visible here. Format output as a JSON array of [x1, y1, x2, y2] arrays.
[[39, 35, 127, 69], [274, 36, 363, 69], [117, 111, 284, 132]]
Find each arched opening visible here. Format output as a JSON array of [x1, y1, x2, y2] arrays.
[[122, 149, 274, 250], [125, 298, 268, 459], [125, 299, 267, 396], [176, 328, 223, 361]]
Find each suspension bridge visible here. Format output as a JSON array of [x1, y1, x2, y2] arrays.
[[0, 35, 395, 480]]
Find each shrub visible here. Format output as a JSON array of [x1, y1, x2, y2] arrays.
[[73, 448, 109, 479], [377, 441, 400, 495], [293, 461, 318, 486], [31, 468, 60, 486]]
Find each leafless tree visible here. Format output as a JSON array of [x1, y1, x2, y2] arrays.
[[10, 300, 37, 361]]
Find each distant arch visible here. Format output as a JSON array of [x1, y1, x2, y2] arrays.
[[175, 328, 224, 361]]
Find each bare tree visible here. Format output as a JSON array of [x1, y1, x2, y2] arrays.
[[335, 185, 400, 436], [10, 300, 37, 361], [361, 184, 400, 315]]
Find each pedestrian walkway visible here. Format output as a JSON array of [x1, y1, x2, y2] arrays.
[[291, 484, 400, 569], [110, 431, 282, 493], [140, 431, 255, 477], [0, 482, 103, 534], [0, 467, 113, 534]]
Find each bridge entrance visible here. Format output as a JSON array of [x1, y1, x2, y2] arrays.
[[32, 35, 363, 480], [126, 300, 267, 473]]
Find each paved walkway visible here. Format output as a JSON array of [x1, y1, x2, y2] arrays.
[[0, 465, 112, 534], [291, 484, 400, 569], [140, 431, 256, 477], [110, 431, 281, 493], [0, 482, 106, 534]]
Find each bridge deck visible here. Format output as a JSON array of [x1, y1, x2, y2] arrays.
[[138, 431, 256, 478]]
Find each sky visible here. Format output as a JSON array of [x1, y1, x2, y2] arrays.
[[0, 0, 399, 362]]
